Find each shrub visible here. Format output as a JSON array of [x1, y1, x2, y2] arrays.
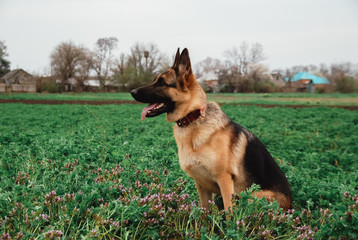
[[40, 82, 60, 93], [336, 76, 357, 93]]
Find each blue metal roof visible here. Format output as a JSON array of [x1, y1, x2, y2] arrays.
[[287, 72, 330, 84]]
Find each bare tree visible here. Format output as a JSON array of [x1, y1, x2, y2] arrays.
[[217, 65, 242, 92], [250, 42, 266, 64], [76, 51, 93, 90], [247, 63, 275, 92], [50, 41, 92, 91], [126, 42, 166, 75], [194, 57, 223, 79], [223, 45, 243, 72], [290, 65, 307, 74], [222, 41, 266, 92], [113, 42, 168, 91], [113, 53, 126, 76], [329, 62, 353, 92], [224, 41, 265, 76], [319, 63, 329, 76], [240, 42, 250, 75], [92, 37, 118, 90]]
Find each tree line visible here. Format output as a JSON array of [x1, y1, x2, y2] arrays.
[[279, 62, 358, 93], [49, 38, 170, 92], [1, 38, 357, 93], [195, 42, 358, 93]]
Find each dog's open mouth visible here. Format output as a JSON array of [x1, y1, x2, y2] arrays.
[[141, 102, 173, 121]]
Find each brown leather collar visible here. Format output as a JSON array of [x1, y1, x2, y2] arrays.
[[176, 104, 207, 127]]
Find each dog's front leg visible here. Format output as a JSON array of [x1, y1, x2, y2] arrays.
[[217, 174, 235, 212], [195, 181, 213, 209]]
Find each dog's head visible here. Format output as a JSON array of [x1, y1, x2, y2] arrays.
[[131, 48, 206, 122]]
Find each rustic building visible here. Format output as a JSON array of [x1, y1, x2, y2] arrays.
[[285, 72, 330, 92], [0, 69, 36, 93], [270, 71, 287, 87], [197, 71, 219, 93]]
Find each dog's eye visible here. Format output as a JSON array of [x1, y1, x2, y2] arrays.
[[155, 77, 176, 88], [156, 77, 165, 86]]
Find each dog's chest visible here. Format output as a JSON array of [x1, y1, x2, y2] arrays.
[[177, 145, 214, 175], [174, 127, 215, 177]]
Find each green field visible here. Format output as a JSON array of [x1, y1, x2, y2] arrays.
[[0, 98, 357, 238], [1, 92, 358, 106], [0, 93, 134, 101]]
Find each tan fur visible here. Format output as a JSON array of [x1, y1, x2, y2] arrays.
[[163, 72, 207, 122], [160, 63, 289, 211], [132, 48, 291, 212], [173, 102, 251, 211], [252, 191, 292, 210]]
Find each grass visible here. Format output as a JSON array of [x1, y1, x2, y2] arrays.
[[0, 102, 357, 239], [0, 92, 358, 106], [0, 92, 134, 101], [209, 93, 358, 106]]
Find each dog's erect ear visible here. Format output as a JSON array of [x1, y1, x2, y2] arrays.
[[178, 48, 192, 76], [172, 48, 180, 69]]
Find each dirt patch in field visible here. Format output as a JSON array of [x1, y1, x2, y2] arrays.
[[233, 103, 358, 111], [211, 95, 358, 104], [1, 99, 357, 110], [0, 99, 139, 105], [273, 97, 358, 104]]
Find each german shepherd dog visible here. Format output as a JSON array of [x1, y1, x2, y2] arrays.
[[131, 48, 292, 211]]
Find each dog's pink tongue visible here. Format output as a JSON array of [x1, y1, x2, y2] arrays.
[[141, 103, 158, 121]]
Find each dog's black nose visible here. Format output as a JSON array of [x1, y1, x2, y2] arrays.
[[130, 89, 138, 97]]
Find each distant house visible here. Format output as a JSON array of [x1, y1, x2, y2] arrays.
[[0, 69, 36, 93], [53, 76, 118, 92], [83, 77, 119, 92], [197, 71, 219, 92], [270, 72, 287, 87], [285, 72, 330, 91]]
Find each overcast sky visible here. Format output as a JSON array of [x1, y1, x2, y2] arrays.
[[1, 0, 357, 75]]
